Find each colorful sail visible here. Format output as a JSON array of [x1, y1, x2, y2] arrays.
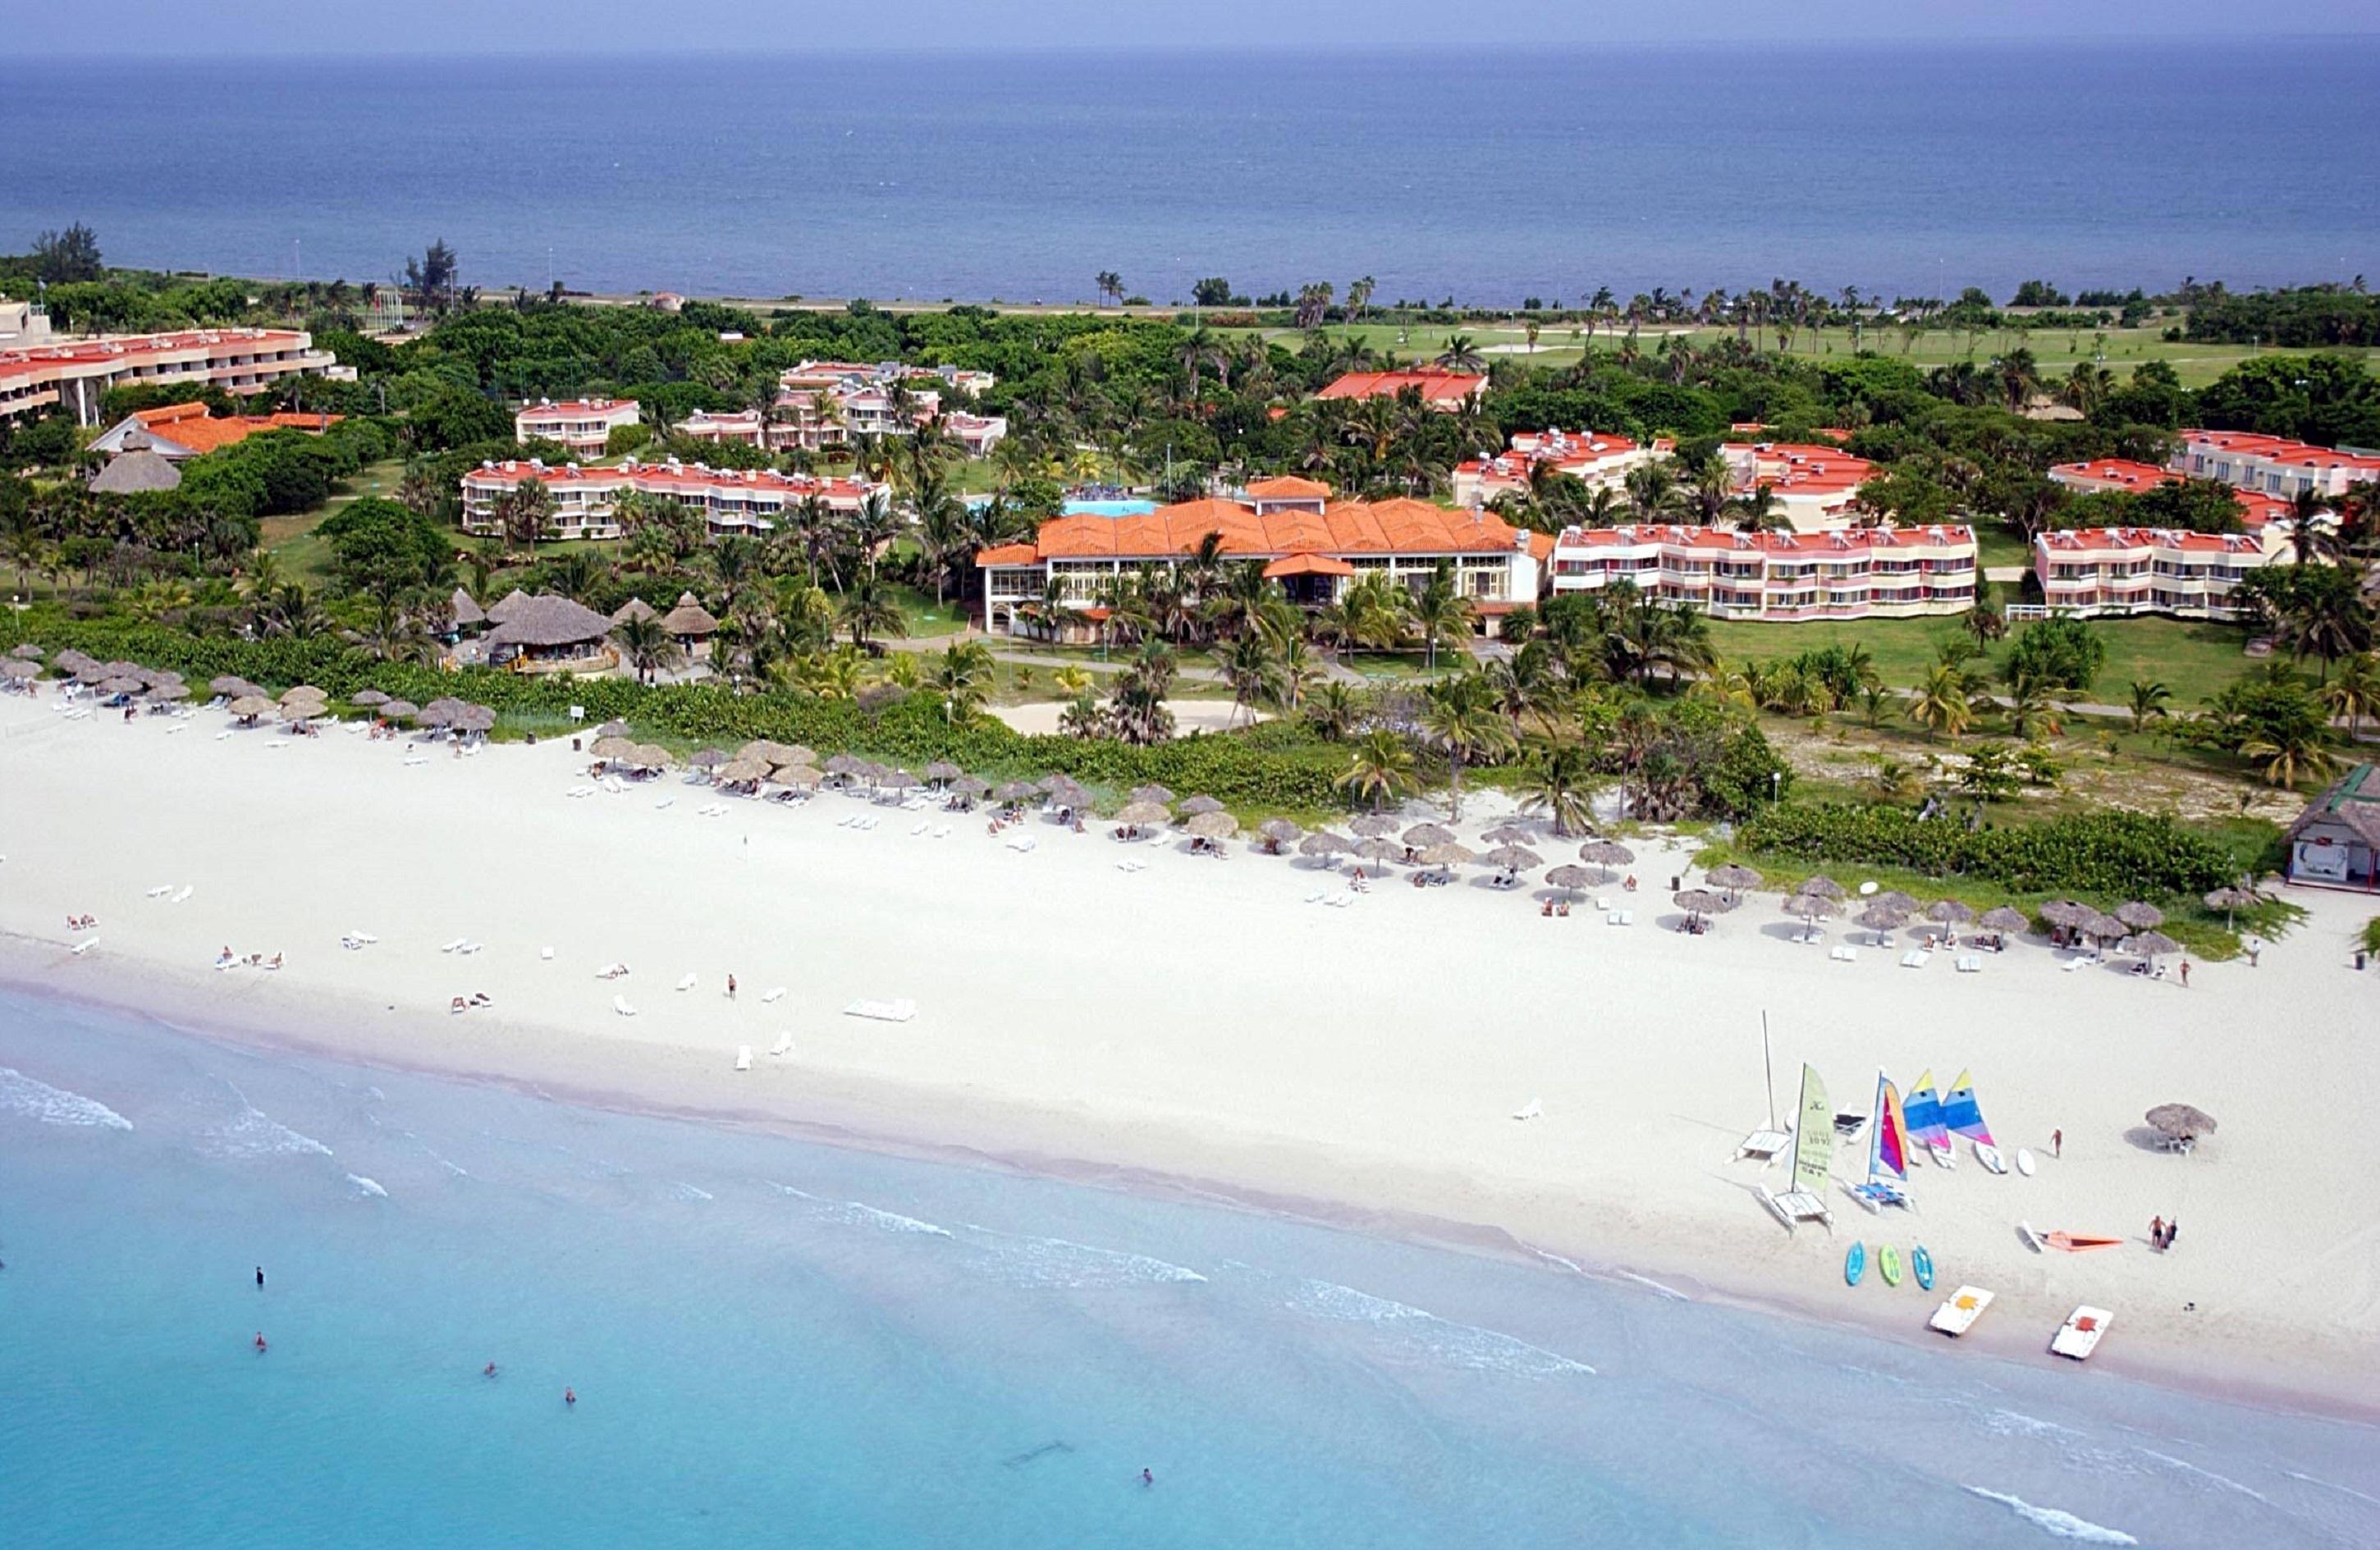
[[1791, 1063, 1834, 1198], [1941, 1069, 1996, 1145], [1902, 1070, 1951, 1150], [1870, 1074, 1909, 1181]]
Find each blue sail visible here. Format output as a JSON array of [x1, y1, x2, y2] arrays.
[[1902, 1070, 1950, 1150], [1940, 1069, 1996, 1145]]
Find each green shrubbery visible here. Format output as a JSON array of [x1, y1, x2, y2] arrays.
[[1737, 803, 2243, 898]]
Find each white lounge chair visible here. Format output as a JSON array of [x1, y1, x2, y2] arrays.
[[1956, 954, 1983, 973], [70, 937, 98, 956], [1005, 834, 1037, 853], [1900, 949, 1929, 969], [675, 972, 698, 992], [1513, 1098, 1543, 1121], [843, 998, 917, 1022], [768, 1034, 793, 1057], [442, 938, 466, 953], [170, 885, 194, 904], [146, 885, 173, 898], [761, 986, 786, 1004], [612, 994, 637, 1017], [457, 941, 482, 956], [734, 1045, 753, 1072]]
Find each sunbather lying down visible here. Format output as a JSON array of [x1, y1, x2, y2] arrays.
[[450, 992, 493, 1013]]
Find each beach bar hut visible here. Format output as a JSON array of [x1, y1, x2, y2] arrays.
[[2283, 763, 2379, 890], [483, 594, 618, 673], [660, 592, 721, 658]]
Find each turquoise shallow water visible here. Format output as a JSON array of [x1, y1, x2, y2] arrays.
[[2, 988, 2375, 1549]]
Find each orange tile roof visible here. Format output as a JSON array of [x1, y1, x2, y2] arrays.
[[1557, 523, 1975, 554], [2049, 459, 2177, 492], [983, 496, 1529, 565], [1262, 553, 1355, 578], [1314, 370, 1485, 405], [1247, 474, 1333, 499], [130, 404, 340, 455]]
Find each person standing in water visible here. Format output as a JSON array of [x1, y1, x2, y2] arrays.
[[255, 1266, 265, 1288]]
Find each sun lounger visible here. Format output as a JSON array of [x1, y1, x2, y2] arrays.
[[1828, 944, 1857, 962], [404, 754, 428, 766], [595, 962, 629, 979], [1957, 954, 1982, 973], [735, 1045, 753, 1072], [844, 998, 917, 1023], [442, 938, 466, 953], [214, 729, 234, 741], [1899, 949, 1929, 969], [147, 885, 173, 898], [541, 946, 555, 960], [1618, 909, 1634, 926], [1005, 834, 1037, 853], [761, 986, 785, 1004], [457, 941, 482, 955], [1326, 893, 1355, 908], [769, 1034, 793, 1057], [652, 795, 673, 808], [675, 972, 698, 991], [70, 937, 98, 956], [1513, 1098, 1543, 1121], [933, 825, 951, 839], [612, 994, 637, 1017], [2060, 955, 2087, 972], [170, 885, 194, 904], [1115, 859, 1146, 873]]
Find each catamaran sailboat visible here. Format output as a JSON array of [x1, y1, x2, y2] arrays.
[[1847, 1072, 1915, 1213], [1757, 1063, 1835, 1231]]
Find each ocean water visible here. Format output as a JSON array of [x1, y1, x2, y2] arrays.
[[2, 44, 2376, 304], [2, 988, 2377, 1549]]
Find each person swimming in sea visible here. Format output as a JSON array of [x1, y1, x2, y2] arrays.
[[255, 1266, 264, 1287], [1141, 1469, 1153, 1487], [254, 1332, 268, 1353], [564, 1387, 576, 1407], [483, 1362, 498, 1379]]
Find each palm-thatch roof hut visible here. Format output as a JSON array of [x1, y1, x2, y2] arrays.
[[484, 594, 614, 665], [451, 588, 487, 629], [89, 447, 182, 495], [660, 592, 720, 647], [485, 588, 533, 625], [611, 597, 657, 624]]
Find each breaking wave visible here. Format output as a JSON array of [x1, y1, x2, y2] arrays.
[[969, 1228, 1206, 1288], [771, 1182, 951, 1237], [1963, 1487, 2137, 1544], [1286, 1277, 1595, 1377], [0, 1067, 133, 1131], [346, 1173, 388, 1199]]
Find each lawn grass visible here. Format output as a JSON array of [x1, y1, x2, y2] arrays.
[[259, 457, 406, 587], [1224, 319, 2373, 390], [1705, 614, 2257, 708]]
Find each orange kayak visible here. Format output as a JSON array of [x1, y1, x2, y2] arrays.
[[2044, 1232, 2122, 1252]]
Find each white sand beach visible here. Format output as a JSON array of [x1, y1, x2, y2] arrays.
[[3, 693, 2377, 1415]]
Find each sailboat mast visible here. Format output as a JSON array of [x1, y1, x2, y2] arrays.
[[1761, 1012, 1777, 1132]]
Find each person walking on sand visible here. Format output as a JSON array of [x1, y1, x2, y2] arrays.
[[2052, 1128, 2062, 1159], [2150, 1215, 2164, 1250], [725, 973, 738, 999], [2179, 959, 2190, 989], [2165, 1219, 2178, 1251]]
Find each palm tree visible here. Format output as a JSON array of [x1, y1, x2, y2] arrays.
[[2004, 673, 2066, 741], [2319, 651, 2380, 743], [2240, 726, 2337, 789], [1908, 662, 1976, 742], [928, 639, 995, 721], [1435, 335, 1485, 371], [1410, 566, 1475, 671], [1305, 679, 1361, 740], [1518, 741, 1596, 836], [494, 478, 555, 552], [1420, 673, 1514, 821], [611, 614, 684, 685], [1217, 631, 1282, 725], [2126, 679, 2172, 734], [2284, 488, 2341, 566], [838, 575, 907, 652], [1335, 729, 1417, 810]]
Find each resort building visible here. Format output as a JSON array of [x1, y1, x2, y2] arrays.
[[1719, 442, 1878, 533], [977, 485, 1547, 640], [1313, 369, 1487, 411], [2171, 430, 2380, 501], [2048, 458, 2299, 532], [459, 458, 886, 543], [479, 592, 618, 674], [89, 400, 341, 461], [2029, 527, 2275, 620], [942, 411, 1008, 456], [0, 325, 341, 425], [1451, 430, 1668, 508], [1546, 524, 1978, 621], [2284, 764, 2380, 891], [514, 398, 640, 457]]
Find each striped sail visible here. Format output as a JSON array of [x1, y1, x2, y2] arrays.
[[1870, 1074, 1910, 1181], [1902, 1070, 1951, 1150], [1941, 1069, 1996, 1145], [1791, 1064, 1833, 1198]]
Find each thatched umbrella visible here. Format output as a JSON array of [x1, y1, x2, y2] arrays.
[[1186, 810, 1238, 839], [7, 642, 41, 661], [53, 649, 95, 672], [1795, 874, 1847, 899], [1348, 813, 1401, 838], [1257, 817, 1305, 853], [1979, 906, 2030, 934], [1418, 841, 1476, 870], [417, 697, 467, 728], [1784, 893, 1837, 922], [1855, 903, 1907, 944], [1130, 783, 1177, 806], [879, 767, 922, 792], [146, 681, 190, 702], [770, 763, 823, 789], [0, 659, 37, 679], [101, 660, 144, 679], [99, 674, 147, 695], [2037, 898, 2090, 929], [1299, 831, 1352, 860], [2080, 911, 2130, 945], [948, 775, 989, 800], [1354, 837, 1405, 865], [453, 704, 497, 734], [780, 744, 818, 766], [594, 720, 632, 738], [1482, 844, 1542, 871], [227, 694, 274, 720], [1114, 800, 1170, 826], [716, 757, 771, 785], [1180, 794, 1226, 816], [1925, 899, 1975, 926], [208, 674, 254, 696], [278, 699, 319, 723], [1869, 889, 1920, 914], [735, 739, 783, 766], [1706, 863, 1762, 894], [689, 748, 730, 771], [2144, 1104, 2217, 1143], [72, 665, 110, 686], [380, 699, 419, 722], [2122, 930, 2181, 962], [630, 743, 675, 770], [1577, 839, 1634, 870], [2203, 885, 2260, 931], [1481, 824, 1535, 847], [589, 735, 637, 761], [1403, 822, 1455, 849], [1544, 863, 1595, 895], [351, 689, 391, 708], [280, 684, 327, 705], [2115, 901, 2165, 931], [994, 780, 1037, 803], [924, 761, 964, 786], [1673, 888, 1725, 920]]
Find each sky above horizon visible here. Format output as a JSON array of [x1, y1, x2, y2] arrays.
[[10, 0, 2374, 53]]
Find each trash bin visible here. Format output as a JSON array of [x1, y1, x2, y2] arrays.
[[571, 736, 582, 752]]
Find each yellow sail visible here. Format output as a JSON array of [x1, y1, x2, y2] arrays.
[[1792, 1063, 1833, 1198]]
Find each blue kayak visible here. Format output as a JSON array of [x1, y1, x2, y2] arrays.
[[1912, 1244, 1936, 1291], [1845, 1241, 1867, 1286]]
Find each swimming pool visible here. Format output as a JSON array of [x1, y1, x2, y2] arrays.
[[1062, 499, 1157, 517]]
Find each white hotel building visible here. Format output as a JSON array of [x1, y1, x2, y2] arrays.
[[1450, 430, 1666, 507], [1548, 523, 1979, 621], [2030, 527, 2275, 621], [0, 309, 341, 425], [460, 458, 886, 543], [2170, 429, 2380, 501], [514, 398, 641, 457]]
